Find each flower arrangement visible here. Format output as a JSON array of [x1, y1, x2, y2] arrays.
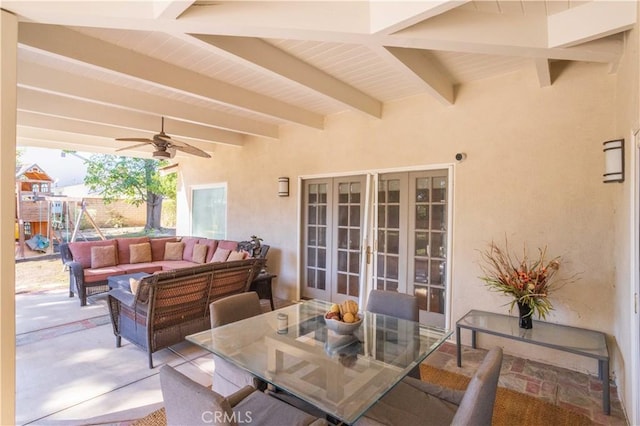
[[478, 240, 571, 320]]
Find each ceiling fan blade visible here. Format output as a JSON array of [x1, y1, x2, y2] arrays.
[[116, 137, 154, 143], [115, 142, 151, 152], [172, 142, 211, 158]]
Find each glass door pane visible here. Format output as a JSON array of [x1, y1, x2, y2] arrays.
[[409, 171, 448, 327], [333, 178, 365, 303], [375, 174, 408, 294], [302, 181, 331, 300]]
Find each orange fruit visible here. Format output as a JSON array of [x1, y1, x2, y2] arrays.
[[343, 312, 355, 323]]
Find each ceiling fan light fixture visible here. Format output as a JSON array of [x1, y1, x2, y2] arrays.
[[153, 150, 171, 159]]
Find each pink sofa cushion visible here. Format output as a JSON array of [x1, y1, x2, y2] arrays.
[[217, 240, 238, 251], [181, 237, 200, 261], [84, 266, 123, 283], [150, 237, 180, 261], [116, 237, 150, 265], [116, 263, 163, 275], [156, 260, 200, 271], [198, 238, 219, 263], [69, 240, 117, 269]]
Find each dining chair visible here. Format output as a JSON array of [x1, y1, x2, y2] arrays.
[[366, 289, 421, 378], [366, 289, 419, 322], [355, 347, 503, 426], [209, 291, 265, 396], [159, 365, 328, 426]]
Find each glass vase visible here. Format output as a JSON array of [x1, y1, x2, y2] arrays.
[[517, 302, 533, 329]]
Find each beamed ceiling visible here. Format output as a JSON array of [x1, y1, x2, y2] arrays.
[[2, 0, 636, 159]]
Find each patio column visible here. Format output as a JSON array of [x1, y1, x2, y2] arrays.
[[0, 8, 18, 424]]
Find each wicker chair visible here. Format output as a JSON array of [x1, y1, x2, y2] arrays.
[[108, 259, 261, 368]]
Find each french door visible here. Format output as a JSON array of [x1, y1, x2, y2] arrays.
[[301, 168, 450, 327], [302, 176, 367, 304]]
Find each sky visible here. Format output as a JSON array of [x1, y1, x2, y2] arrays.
[[19, 147, 90, 188]]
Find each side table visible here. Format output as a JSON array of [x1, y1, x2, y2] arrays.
[[250, 273, 277, 310]]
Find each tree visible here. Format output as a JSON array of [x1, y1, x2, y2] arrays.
[[84, 155, 176, 230]]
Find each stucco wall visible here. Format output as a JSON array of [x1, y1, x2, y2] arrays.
[[612, 14, 640, 423], [177, 61, 619, 376]]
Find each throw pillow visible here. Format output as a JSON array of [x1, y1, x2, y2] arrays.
[[91, 245, 117, 269], [192, 244, 208, 264], [130, 242, 152, 264], [129, 277, 141, 295], [164, 242, 185, 261], [227, 250, 247, 262], [210, 248, 231, 263]]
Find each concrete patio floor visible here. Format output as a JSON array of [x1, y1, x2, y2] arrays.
[[15, 264, 627, 425], [15, 289, 210, 425]]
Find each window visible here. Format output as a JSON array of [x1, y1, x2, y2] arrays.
[[191, 184, 227, 239]]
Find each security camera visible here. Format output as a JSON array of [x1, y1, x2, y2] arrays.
[[455, 153, 467, 162]]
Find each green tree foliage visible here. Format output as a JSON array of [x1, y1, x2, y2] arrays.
[[84, 155, 176, 230]]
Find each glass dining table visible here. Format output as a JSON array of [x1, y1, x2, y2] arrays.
[[187, 299, 452, 424]]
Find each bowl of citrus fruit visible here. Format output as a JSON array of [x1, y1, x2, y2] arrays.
[[324, 300, 362, 335]]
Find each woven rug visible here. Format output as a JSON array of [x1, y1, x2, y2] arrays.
[[133, 367, 594, 426], [420, 364, 594, 426], [132, 408, 165, 426]]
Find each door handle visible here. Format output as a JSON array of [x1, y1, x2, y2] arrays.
[[366, 246, 372, 264]]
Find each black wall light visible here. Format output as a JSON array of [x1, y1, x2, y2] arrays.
[[603, 139, 624, 183]]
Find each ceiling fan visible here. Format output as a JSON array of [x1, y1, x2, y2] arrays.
[[115, 117, 211, 159]]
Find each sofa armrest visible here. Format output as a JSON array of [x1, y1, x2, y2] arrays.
[[59, 243, 74, 265], [65, 260, 85, 294], [108, 288, 137, 308]]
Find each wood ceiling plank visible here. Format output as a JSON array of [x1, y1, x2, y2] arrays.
[[190, 34, 382, 118], [18, 61, 278, 139], [18, 23, 324, 129]]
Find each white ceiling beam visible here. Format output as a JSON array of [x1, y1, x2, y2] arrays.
[[188, 34, 382, 118], [17, 88, 243, 147], [548, 0, 636, 48], [6, 2, 622, 64], [17, 122, 130, 156], [533, 58, 552, 88], [18, 23, 324, 129], [18, 61, 278, 139], [154, 0, 195, 20], [17, 112, 216, 156], [370, 0, 469, 35], [388, 8, 621, 63], [383, 47, 454, 105]]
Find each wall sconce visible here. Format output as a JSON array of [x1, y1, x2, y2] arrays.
[[603, 139, 624, 183], [278, 177, 290, 197]]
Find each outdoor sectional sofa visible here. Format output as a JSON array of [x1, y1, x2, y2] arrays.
[[107, 257, 263, 368], [59, 236, 262, 306]]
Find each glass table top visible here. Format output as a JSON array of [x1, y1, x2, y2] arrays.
[[457, 310, 608, 360], [187, 299, 452, 424]]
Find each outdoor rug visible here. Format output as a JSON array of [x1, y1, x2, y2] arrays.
[[420, 364, 594, 426], [132, 366, 594, 425]]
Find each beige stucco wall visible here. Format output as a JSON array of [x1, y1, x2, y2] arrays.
[[612, 12, 640, 423], [177, 61, 621, 378]]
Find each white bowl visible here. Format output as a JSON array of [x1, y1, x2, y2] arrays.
[[324, 315, 363, 335]]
